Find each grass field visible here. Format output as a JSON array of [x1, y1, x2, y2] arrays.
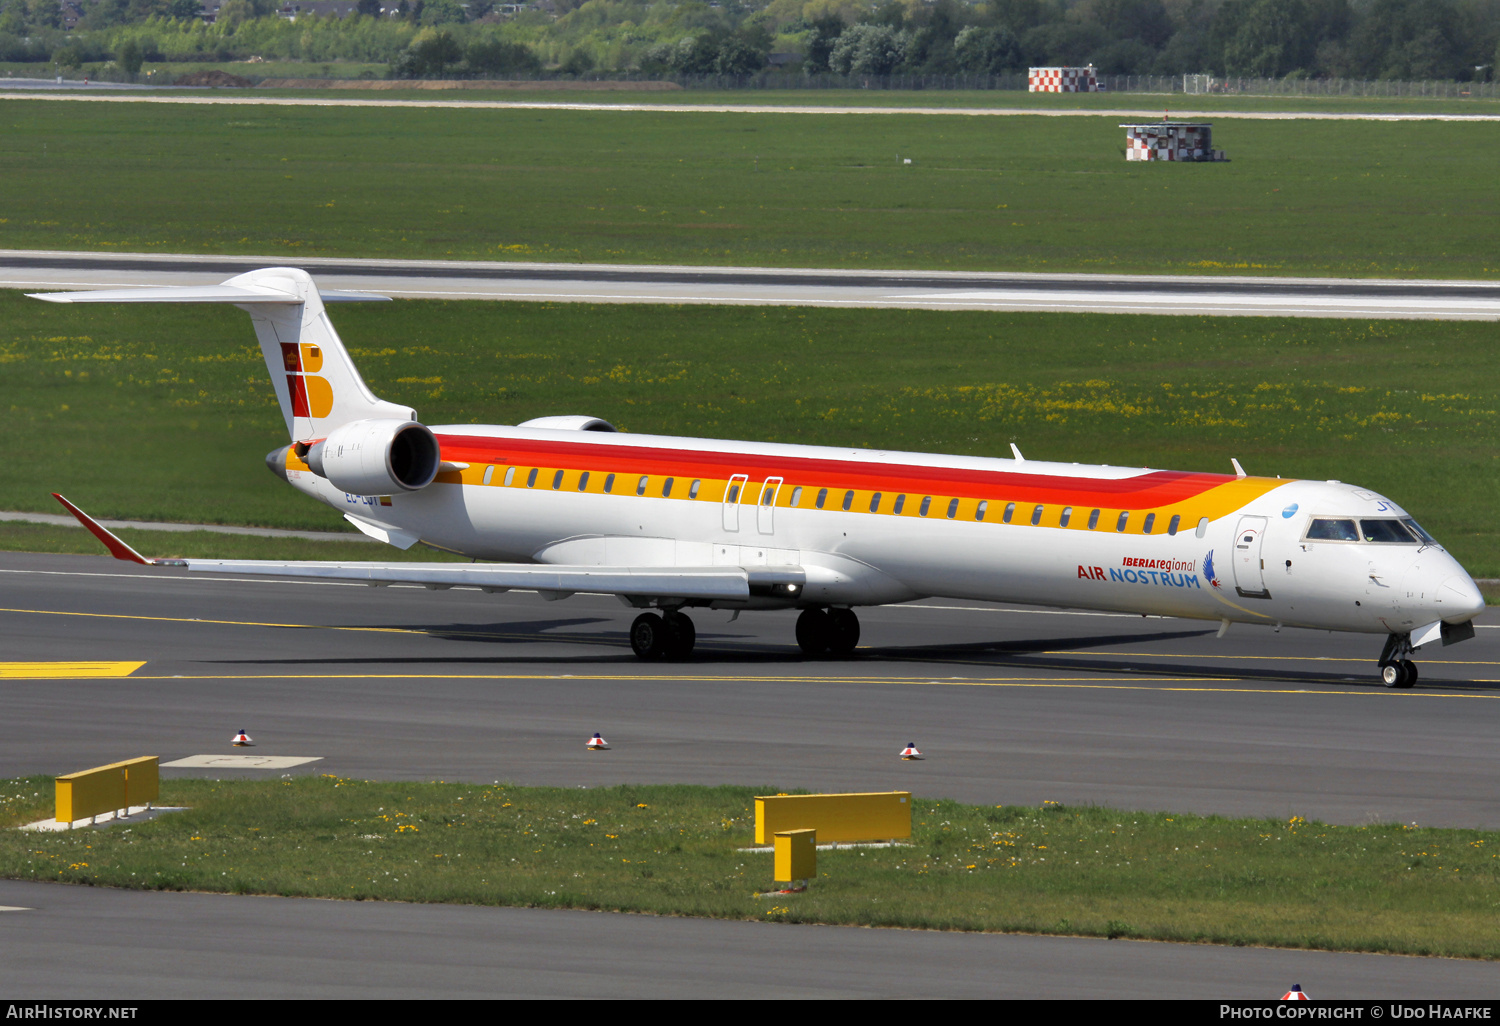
[[5, 293, 1499, 574], [4, 776, 1498, 957], [1, 98, 1497, 277]]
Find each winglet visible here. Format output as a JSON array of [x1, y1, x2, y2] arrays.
[[51, 493, 151, 564]]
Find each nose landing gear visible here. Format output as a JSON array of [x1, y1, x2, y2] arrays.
[[1377, 633, 1418, 689]]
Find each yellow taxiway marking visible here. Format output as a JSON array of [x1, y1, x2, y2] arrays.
[[116, 672, 1495, 697], [0, 661, 144, 678], [0, 606, 437, 636], [1053, 650, 1500, 667]]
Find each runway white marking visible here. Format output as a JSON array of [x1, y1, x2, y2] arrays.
[[2, 91, 1498, 121], [162, 755, 323, 769]]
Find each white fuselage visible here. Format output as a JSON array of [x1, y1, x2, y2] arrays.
[[280, 424, 1485, 636]]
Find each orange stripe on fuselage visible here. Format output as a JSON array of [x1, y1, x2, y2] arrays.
[[436, 433, 1266, 511]]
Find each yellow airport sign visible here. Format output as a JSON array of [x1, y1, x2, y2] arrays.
[[755, 791, 911, 845], [56, 757, 159, 826]]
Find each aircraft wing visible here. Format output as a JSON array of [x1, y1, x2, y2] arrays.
[[51, 494, 804, 604]]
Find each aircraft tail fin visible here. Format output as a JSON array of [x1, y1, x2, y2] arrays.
[[29, 268, 412, 442]]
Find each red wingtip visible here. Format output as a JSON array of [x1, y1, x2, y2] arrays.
[[51, 493, 150, 564]]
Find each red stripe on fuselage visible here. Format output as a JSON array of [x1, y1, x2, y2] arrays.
[[435, 433, 1233, 509]]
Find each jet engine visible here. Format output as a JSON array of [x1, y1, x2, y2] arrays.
[[304, 419, 440, 496]]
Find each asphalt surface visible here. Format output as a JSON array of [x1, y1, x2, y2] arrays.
[[4, 550, 1498, 997], [3, 878, 1497, 999], [6, 249, 1499, 319]]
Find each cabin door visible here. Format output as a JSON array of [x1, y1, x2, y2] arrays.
[[1232, 516, 1271, 598], [756, 477, 783, 535], [722, 474, 749, 532]]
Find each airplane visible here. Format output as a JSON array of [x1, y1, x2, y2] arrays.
[[33, 267, 1486, 687]]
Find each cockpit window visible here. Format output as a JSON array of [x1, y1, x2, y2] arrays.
[[1361, 519, 1417, 543], [1403, 518, 1437, 546], [1306, 518, 1358, 542]]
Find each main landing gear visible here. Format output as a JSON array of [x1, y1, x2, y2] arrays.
[[1377, 632, 1419, 689], [630, 610, 696, 660], [796, 607, 861, 657]]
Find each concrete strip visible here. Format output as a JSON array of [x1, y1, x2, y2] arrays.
[[6, 250, 1500, 320], [2, 90, 1500, 120], [0, 509, 374, 543]]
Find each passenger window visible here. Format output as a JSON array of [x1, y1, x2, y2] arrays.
[[1306, 518, 1358, 542], [1031, 505, 1044, 526], [789, 486, 802, 507], [1361, 519, 1416, 543], [637, 475, 649, 496], [975, 500, 987, 521], [1116, 511, 1129, 533], [816, 488, 828, 509], [1143, 512, 1155, 534], [503, 466, 515, 486], [690, 479, 702, 499], [919, 496, 932, 517], [869, 493, 882, 513], [761, 486, 774, 506], [1003, 502, 1015, 524], [1060, 506, 1073, 528], [662, 478, 674, 498], [526, 468, 538, 488], [604, 473, 615, 494], [578, 472, 589, 491], [842, 490, 854, 511], [728, 484, 740, 503], [482, 465, 495, 485], [552, 470, 564, 490], [893, 494, 905, 515], [1086, 509, 1100, 530], [1195, 517, 1209, 539], [947, 498, 960, 519], [1167, 514, 1180, 536]]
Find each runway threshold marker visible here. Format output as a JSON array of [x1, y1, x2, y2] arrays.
[[586, 732, 609, 751], [231, 730, 253, 747], [900, 742, 924, 760]]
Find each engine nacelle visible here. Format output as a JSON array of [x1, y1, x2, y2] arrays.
[[306, 419, 439, 496]]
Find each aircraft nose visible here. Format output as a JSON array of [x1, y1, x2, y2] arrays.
[[1437, 574, 1486, 622]]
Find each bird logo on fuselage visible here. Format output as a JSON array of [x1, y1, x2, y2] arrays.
[[1203, 549, 1221, 588]]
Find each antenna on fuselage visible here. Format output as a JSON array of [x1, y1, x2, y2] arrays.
[[1010, 443, 1025, 462], [1231, 458, 1247, 478]]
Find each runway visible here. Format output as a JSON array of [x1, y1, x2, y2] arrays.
[[6, 249, 1500, 319], [4, 550, 1498, 995], [4, 88, 1500, 122]]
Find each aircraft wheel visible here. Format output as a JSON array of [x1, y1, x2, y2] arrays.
[[630, 612, 668, 660], [827, 608, 861, 657], [664, 611, 696, 659], [1401, 660, 1418, 688], [795, 608, 830, 656], [1380, 661, 1410, 688]]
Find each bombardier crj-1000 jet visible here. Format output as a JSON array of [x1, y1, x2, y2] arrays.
[[35, 268, 1486, 686]]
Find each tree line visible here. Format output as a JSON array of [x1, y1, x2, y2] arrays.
[[3, 0, 1496, 84]]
